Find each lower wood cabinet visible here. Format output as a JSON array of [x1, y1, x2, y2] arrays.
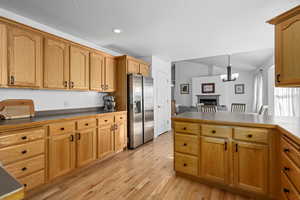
[[114, 116, 127, 152], [233, 141, 268, 194], [200, 137, 229, 184], [98, 123, 114, 159], [76, 128, 97, 167], [49, 132, 75, 180]]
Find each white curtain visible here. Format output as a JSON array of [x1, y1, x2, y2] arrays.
[[274, 87, 300, 117], [253, 71, 263, 113]]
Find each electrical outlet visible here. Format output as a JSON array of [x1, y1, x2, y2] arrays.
[[63, 101, 69, 107]]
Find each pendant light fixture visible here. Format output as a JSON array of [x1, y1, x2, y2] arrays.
[[220, 55, 239, 82]]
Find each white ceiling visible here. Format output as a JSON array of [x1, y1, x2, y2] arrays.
[[0, 0, 299, 61], [181, 48, 274, 71]]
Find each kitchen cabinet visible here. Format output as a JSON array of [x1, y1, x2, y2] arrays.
[[98, 123, 115, 159], [233, 141, 268, 194], [104, 57, 116, 92], [49, 132, 75, 180], [70, 45, 89, 90], [76, 128, 97, 167], [268, 6, 300, 86], [44, 37, 69, 89], [90, 52, 105, 91], [139, 63, 149, 76], [7, 26, 42, 88], [114, 115, 127, 152], [127, 59, 140, 74], [0, 23, 7, 86], [201, 137, 229, 184]]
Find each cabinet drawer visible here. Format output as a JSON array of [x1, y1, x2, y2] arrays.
[[49, 121, 75, 135], [19, 170, 45, 191], [281, 172, 300, 200], [281, 137, 300, 168], [202, 124, 232, 138], [174, 122, 200, 135], [0, 127, 45, 148], [281, 153, 300, 191], [175, 133, 199, 155], [233, 127, 268, 143], [115, 114, 126, 122], [98, 115, 114, 126], [77, 118, 97, 130], [5, 155, 45, 178], [174, 152, 198, 176], [0, 140, 45, 165]]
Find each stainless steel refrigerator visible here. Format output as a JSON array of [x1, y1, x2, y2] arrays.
[[128, 74, 154, 149]]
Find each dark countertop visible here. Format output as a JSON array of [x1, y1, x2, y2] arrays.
[[172, 112, 300, 142], [0, 109, 126, 132], [0, 166, 23, 199]]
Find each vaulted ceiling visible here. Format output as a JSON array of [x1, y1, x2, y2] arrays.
[[0, 0, 298, 61]]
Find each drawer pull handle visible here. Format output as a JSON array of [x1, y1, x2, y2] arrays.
[[183, 127, 187, 130], [60, 127, 65, 131], [183, 163, 187, 167], [283, 188, 290, 193], [120, 117, 123, 119], [183, 143, 187, 146], [21, 167, 27, 171], [21, 150, 27, 154], [284, 148, 290, 153], [283, 167, 290, 172], [105, 120, 108, 122], [85, 123, 89, 126], [247, 134, 253, 138], [21, 136, 27, 140], [212, 130, 216, 134], [70, 135, 74, 142], [24, 184, 27, 187]]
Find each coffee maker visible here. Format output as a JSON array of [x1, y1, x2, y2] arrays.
[[103, 95, 116, 112]]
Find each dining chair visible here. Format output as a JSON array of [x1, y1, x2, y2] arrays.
[[231, 103, 246, 112], [200, 105, 217, 112]]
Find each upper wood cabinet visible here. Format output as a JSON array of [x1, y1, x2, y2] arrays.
[[76, 128, 97, 167], [201, 137, 229, 184], [0, 23, 7, 86], [70, 45, 90, 90], [127, 59, 140, 74], [90, 52, 105, 91], [233, 141, 268, 194], [139, 63, 150, 76], [268, 6, 300, 86], [104, 57, 116, 92], [44, 38, 70, 89], [7, 26, 42, 88]]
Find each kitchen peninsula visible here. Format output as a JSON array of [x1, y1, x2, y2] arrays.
[[172, 112, 300, 200]]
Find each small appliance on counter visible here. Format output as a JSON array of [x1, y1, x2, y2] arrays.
[[0, 99, 35, 120], [103, 95, 116, 112]]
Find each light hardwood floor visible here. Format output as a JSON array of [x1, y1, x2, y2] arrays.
[[28, 131, 252, 200]]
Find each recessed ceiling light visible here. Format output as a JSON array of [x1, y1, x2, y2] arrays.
[[112, 28, 122, 34]]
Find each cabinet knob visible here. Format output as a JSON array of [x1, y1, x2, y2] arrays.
[[10, 75, 15, 85], [283, 188, 290, 193], [21, 136, 27, 140], [21, 150, 27, 154], [60, 127, 65, 131], [64, 81, 68, 88], [247, 134, 253, 138], [183, 163, 187, 167], [70, 135, 74, 142], [212, 130, 216, 134], [277, 74, 281, 83], [283, 167, 290, 172], [24, 184, 27, 188], [85, 123, 89, 126], [284, 148, 290, 153], [183, 143, 187, 146], [183, 127, 187, 130], [22, 167, 27, 171]]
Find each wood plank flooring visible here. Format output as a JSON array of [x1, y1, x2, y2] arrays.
[[28, 131, 252, 200]]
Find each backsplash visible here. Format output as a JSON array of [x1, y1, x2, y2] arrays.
[[0, 88, 107, 111]]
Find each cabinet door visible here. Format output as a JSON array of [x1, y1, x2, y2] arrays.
[[76, 128, 97, 167], [90, 52, 104, 91], [8, 26, 42, 87], [0, 23, 7, 86], [70, 46, 89, 90], [49, 133, 75, 180], [276, 14, 300, 86], [44, 38, 69, 89], [201, 137, 229, 184], [139, 63, 149, 76], [104, 57, 116, 92], [98, 124, 114, 159], [233, 141, 268, 194], [127, 59, 140, 74], [114, 120, 126, 152]]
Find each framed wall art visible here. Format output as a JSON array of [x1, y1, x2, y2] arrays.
[[201, 83, 215, 93]]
